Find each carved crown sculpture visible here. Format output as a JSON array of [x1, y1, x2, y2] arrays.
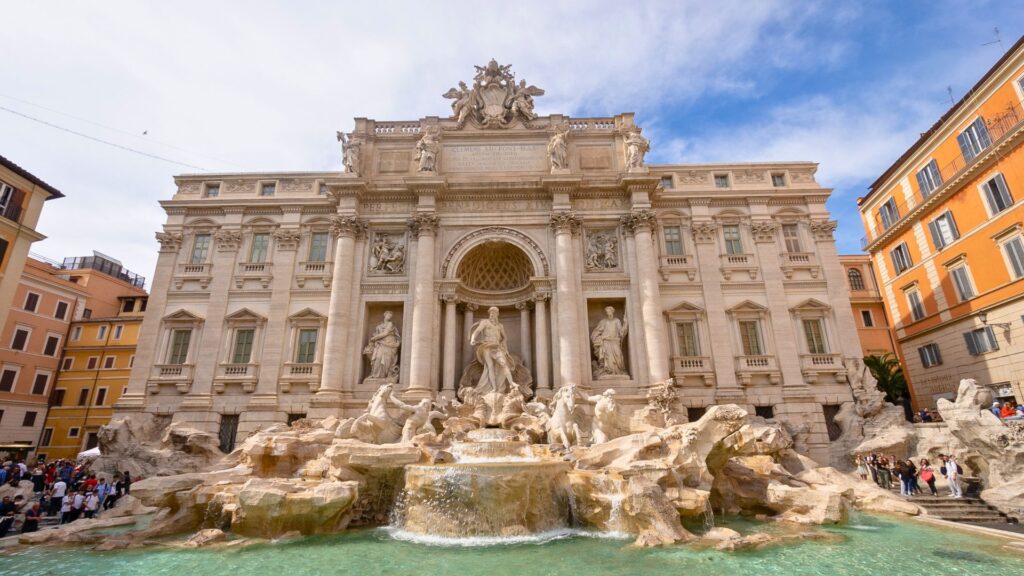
[[443, 60, 545, 129]]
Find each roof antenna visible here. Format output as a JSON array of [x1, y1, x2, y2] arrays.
[[946, 86, 955, 105], [981, 27, 1003, 51]]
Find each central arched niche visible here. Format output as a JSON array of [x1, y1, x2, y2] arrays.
[[456, 241, 533, 293]]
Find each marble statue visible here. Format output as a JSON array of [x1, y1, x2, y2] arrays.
[[547, 383, 584, 448], [624, 129, 650, 169], [370, 234, 405, 274], [399, 399, 443, 443], [586, 389, 618, 445], [364, 311, 401, 381], [469, 307, 518, 394], [337, 131, 361, 174], [585, 232, 618, 270], [591, 306, 628, 378], [509, 79, 543, 121], [442, 60, 545, 128], [343, 383, 406, 444], [442, 81, 475, 127], [415, 127, 441, 172], [548, 126, 569, 171]]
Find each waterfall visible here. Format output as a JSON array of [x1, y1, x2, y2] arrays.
[[702, 499, 715, 530]]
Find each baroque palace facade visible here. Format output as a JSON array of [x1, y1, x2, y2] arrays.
[[116, 62, 863, 462]]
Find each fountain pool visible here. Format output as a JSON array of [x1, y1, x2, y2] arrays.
[[1, 514, 1019, 576]]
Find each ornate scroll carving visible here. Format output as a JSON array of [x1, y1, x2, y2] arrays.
[[330, 215, 367, 238], [214, 229, 242, 252], [549, 210, 581, 235], [156, 231, 183, 253], [749, 220, 778, 243], [809, 219, 838, 241], [407, 213, 440, 238], [273, 228, 302, 251], [691, 221, 718, 244], [620, 209, 657, 234]]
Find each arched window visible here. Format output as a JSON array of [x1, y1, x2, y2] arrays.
[[847, 268, 864, 291]]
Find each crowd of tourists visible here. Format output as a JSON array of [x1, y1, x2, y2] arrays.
[[855, 453, 965, 498], [991, 400, 1024, 420], [0, 458, 133, 538]]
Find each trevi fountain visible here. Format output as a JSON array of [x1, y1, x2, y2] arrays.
[[2, 62, 1024, 574]]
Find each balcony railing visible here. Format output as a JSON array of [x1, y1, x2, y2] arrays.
[[214, 363, 259, 393], [719, 253, 758, 280], [280, 362, 322, 393], [152, 363, 193, 379], [296, 261, 333, 288], [799, 352, 845, 383], [866, 101, 1024, 244], [672, 356, 711, 371], [234, 261, 273, 289], [178, 262, 211, 275]]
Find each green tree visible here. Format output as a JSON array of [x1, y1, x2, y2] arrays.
[[863, 353, 907, 404]]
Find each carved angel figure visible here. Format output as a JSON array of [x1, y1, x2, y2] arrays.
[[508, 79, 544, 121], [371, 234, 405, 273], [624, 129, 650, 169], [442, 81, 476, 126], [414, 127, 441, 172], [548, 126, 569, 171], [337, 131, 361, 174]]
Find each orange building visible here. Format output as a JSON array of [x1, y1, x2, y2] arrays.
[[859, 36, 1024, 409], [0, 254, 146, 457], [839, 255, 897, 358]]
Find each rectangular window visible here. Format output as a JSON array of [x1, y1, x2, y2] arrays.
[[0, 369, 16, 392], [40, 428, 53, 447], [68, 427, 79, 438], [663, 226, 683, 256], [714, 174, 730, 188], [802, 319, 829, 354], [22, 411, 36, 427], [861, 310, 874, 327], [723, 225, 743, 255], [964, 326, 998, 355], [168, 329, 192, 365], [928, 211, 960, 249], [54, 301, 69, 321], [890, 242, 912, 275], [232, 329, 255, 364], [122, 298, 136, 313], [1002, 236, 1024, 279], [738, 320, 764, 355], [949, 264, 975, 302], [103, 356, 115, 369], [771, 173, 786, 187], [982, 174, 1014, 215], [879, 197, 900, 229], [0, 182, 13, 212], [308, 232, 329, 262], [190, 234, 211, 264], [915, 159, 943, 197], [95, 388, 107, 406], [295, 329, 318, 364], [11, 328, 29, 351], [219, 414, 240, 453], [919, 343, 943, 368], [906, 289, 926, 321], [61, 357, 73, 370], [50, 389, 65, 407], [660, 176, 674, 189], [78, 388, 90, 406], [755, 405, 774, 419], [204, 184, 220, 198], [260, 183, 276, 197], [250, 233, 270, 262], [113, 325, 124, 340], [43, 335, 60, 356], [86, 357, 98, 370], [31, 373, 48, 395], [782, 224, 802, 253], [957, 117, 992, 162], [71, 326, 82, 341], [676, 322, 700, 357], [23, 292, 39, 312], [97, 325, 108, 340]]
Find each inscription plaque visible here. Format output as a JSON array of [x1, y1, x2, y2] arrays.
[[378, 151, 411, 173], [443, 144, 547, 172], [579, 147, 612, 170]]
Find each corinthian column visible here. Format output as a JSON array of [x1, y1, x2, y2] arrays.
[[405, 213, 440, 398], [533, 292, 551, 391], [316, 215, 365, 401], [550, 211, 582, 388], [441, 295, 458, 394], [623, 209, 670, 383]]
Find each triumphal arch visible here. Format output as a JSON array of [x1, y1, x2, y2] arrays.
[[117, 61, 865, 463]]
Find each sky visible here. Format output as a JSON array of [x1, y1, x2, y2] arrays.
[[2, 0, 1023, 285]]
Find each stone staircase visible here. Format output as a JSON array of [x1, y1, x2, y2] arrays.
[[909, 495, 1014, 525]]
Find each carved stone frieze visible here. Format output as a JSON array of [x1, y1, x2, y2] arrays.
[[330, 215, 367, 238], [678, 170, 709, 185], [224, 180, 256, 195], [549, 210, 582, 235], [809, 219, 838, 241], [691, 221, 718, 244], [407, 213, 440, 237], [214, 229, 243, 252], [620, 209, 657, 234], [790, 170, 816, 184], [273, 228, 303, 251], [369, 232, 407, 274], [584, 229, 620, 271], [749, 220, 778, 243], [156, 231, 184, 253], [177, 182, 202, 195], [735, 169, 767, 184]]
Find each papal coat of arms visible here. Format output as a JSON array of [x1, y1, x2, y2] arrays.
[[443, 59, 545, 128]]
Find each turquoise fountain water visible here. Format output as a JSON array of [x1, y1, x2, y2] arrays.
[[1, 513, 1018, 576]]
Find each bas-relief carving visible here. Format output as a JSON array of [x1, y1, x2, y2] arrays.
[[443, 59, 545, 129], [278, 179, 311, 194], [337, 131, 363, 175], [364, 311, 401, 382], [679, 170, 709, 185], [790, 170, 816, 183], [177, 182, 202, 195], [624, 129, 650, 169], [591, 306, 628, 379], [414, 127, 441, 173], [735, 169, 767, 184], [225, 180, 256, 195], [584, 230, 619, 271], [369, 232, 407, 274]]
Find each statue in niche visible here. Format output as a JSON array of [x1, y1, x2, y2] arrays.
[[586, 389, 619, 445], [548, 125, 569, 172], [364, 311, 401, 381], [624, 128, 650, 169], [591, 306, 628, 379], [370, 234, 406, 274], [585, 232, 618, 270], [337, 131, 362, 174], [415, 127, 441, 172], [469, 307, 518, 394]]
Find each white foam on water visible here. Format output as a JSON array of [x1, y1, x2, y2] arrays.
[[847, 525, 880, 531], [381, 527, 630, 547]]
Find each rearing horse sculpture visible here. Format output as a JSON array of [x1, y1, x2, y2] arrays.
[[546, 383, 584, 449]]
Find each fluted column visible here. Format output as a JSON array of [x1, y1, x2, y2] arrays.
[[623, 210, 670, 383], [533, 293, 551, 391], [441, 295, 458, 394], [516, 301, 532, 372], [405, 213, 440, 398], [550, 211, 582, 388], [317, 216, 365, 400]]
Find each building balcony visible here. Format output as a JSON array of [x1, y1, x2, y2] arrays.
[[658, 254, 697, 281], [719, 254, 758, 281], [800, 353, 846, 383], [147, 363, 193, 394], [279, 362, 322, 393], [235, 261, 273, 289], [213, 363, 260, 393], [670, 356, 715, 386], [173, 262, 212, 289], [779, 252, 820, 279], [296, 261, 333, 288], [734, 355, 780, 386]]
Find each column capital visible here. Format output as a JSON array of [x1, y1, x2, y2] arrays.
[[273, 228, 303, 251], [460, 302, 479, 313], [330, 215, 367, 238], [156, 231, 184, 253], [750, 220, 778, 243], [532, 291, 552, 303], [691, 221, 718, 244], [515, 300, 532, 311], [213, 229, 243, 252], [620, 209, 657, 235], [407, 213, 440, 237], [439, 293, 459, 304], [809, 219, 838, 241], [549, 210, 581, 235]]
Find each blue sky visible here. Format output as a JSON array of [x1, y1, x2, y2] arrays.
[[2, 1, 1023, 278]]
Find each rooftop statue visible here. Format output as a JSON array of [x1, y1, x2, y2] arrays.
[[443, 59, 545, 128]]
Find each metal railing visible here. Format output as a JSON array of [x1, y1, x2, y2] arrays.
[[61, 255, 146, 288]]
